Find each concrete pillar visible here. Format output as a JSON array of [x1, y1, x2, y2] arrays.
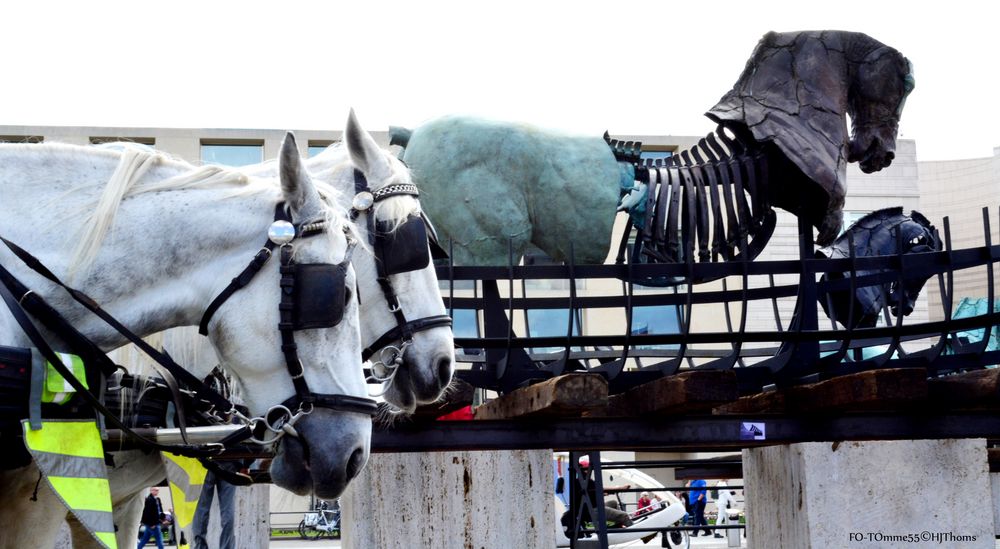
[[342, 450, 554, 549], [202, 483, 270, 549], [743, 439, 993, 549], [991, 472, 1000, 536]]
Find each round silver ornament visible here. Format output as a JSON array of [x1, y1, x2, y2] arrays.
[[268, 220, 296, 245], [353, 191, 375, 211]]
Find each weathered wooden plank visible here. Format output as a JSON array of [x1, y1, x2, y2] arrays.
[[714, 368, 928, 415], [606, 370, 738, 416], [928, 369, 1000, 409], [713, 388, 788, 415], [473, 373, 607, 420], [791, 368, 928, 412]]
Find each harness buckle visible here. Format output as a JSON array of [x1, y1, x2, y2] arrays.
[[17, 289, 34, 306]]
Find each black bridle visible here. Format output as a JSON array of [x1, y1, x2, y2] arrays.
[[349, 170, 452, 380], [199, 203, 378, 419], [0, 200, 377, 460]]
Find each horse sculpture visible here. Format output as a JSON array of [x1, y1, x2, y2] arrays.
[[389, 116, 629, 265], [817, 207, 940, 329], [0, 131, 369, 548], [66, 111, 458, 549], [390, 30, 913, 271], [623, 30, 913, 275]]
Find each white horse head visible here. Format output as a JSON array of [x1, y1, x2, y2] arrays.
[[342, 111, 455, 412], [251, 111, 456, 413], [0, 135, 369, 498]]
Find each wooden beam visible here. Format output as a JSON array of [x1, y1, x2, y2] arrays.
[[928, 369, 1000, 409], [713, 388, 788, 415], [714, 368, 928, 415], [473, 373, 607, 420], [791, 368, 928, 412], [606, 370, 738, 416]]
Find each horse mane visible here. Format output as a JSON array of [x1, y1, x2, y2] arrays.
[[66, 144, 356, 277], [66, 145, 265, 276]]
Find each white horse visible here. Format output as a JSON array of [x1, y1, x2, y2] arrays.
[[68, 111, 457, 549], [0, 132, 368, 548], [261, 110, 456, 412]]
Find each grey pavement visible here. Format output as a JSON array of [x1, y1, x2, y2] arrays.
[[270, 538, 341, 548], [267, 531, 746, 548]]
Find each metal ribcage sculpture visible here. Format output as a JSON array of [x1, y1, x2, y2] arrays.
[[609, 127, 776, 282]]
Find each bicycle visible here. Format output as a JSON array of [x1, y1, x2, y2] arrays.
[[299, 500, 341, 539]]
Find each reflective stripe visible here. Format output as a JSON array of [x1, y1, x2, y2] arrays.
[[22, 420, 118, 549], [162, 452, 208, 530], [163, 453, 208, 496], [23, 420, 104, 458], [43, 352, 87, 404], [32, 451, 107, 478]]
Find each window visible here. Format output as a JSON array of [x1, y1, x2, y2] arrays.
[[308, 140, 336, 158], [526, 308, 582, 354], [201, 141, 263, 167], [90, 137, 155, 147], [0, 136, 42, 143], [630, 284, 681, 350], [640, 148, 674, 166], [452, 309, 480, 339]]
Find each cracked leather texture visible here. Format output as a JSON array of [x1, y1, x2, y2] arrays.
[[707, 30, 911, 245]]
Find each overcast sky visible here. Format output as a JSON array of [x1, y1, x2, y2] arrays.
[[1, 1, 996, 161]]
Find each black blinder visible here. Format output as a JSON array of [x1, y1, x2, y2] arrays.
[[421, 212, 449, 260], [375, 215, 431, 275], [292, 263, 347, 330]]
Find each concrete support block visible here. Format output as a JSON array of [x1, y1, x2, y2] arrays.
[[743, 439, 993, 549], [991, 472, 1000, 536], [204, 483, 270, 549], [342, 450, 554, 549]]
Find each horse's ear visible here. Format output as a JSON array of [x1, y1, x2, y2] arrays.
[[345, 109, 389, 179], [278, 132, 320, 216]]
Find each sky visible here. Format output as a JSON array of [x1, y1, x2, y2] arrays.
[[1, 1, 997, 161]]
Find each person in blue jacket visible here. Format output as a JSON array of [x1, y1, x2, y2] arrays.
[[688, 479, 711, 536]]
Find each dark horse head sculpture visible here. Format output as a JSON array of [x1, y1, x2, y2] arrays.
[[707, 31, 914, 245], [816, 207, 939, 329]]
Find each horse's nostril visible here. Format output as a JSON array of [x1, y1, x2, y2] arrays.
[[436, 355, 453, 385], [885, 151, 895, 161], [346, 447, 366, 480]]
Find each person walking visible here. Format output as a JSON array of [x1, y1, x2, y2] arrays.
[[191, 467, 237, 549], [137, 487, 166, 549], [192, 368, 239, 549], [688, 479, 711, 536], [713, 480, 738, 538]]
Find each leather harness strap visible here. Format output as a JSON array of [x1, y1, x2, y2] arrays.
[[350, 170, 452, 364]]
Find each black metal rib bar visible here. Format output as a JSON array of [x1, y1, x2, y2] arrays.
[[561, 245, 577, 373], [820, 232, 857, 367]]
